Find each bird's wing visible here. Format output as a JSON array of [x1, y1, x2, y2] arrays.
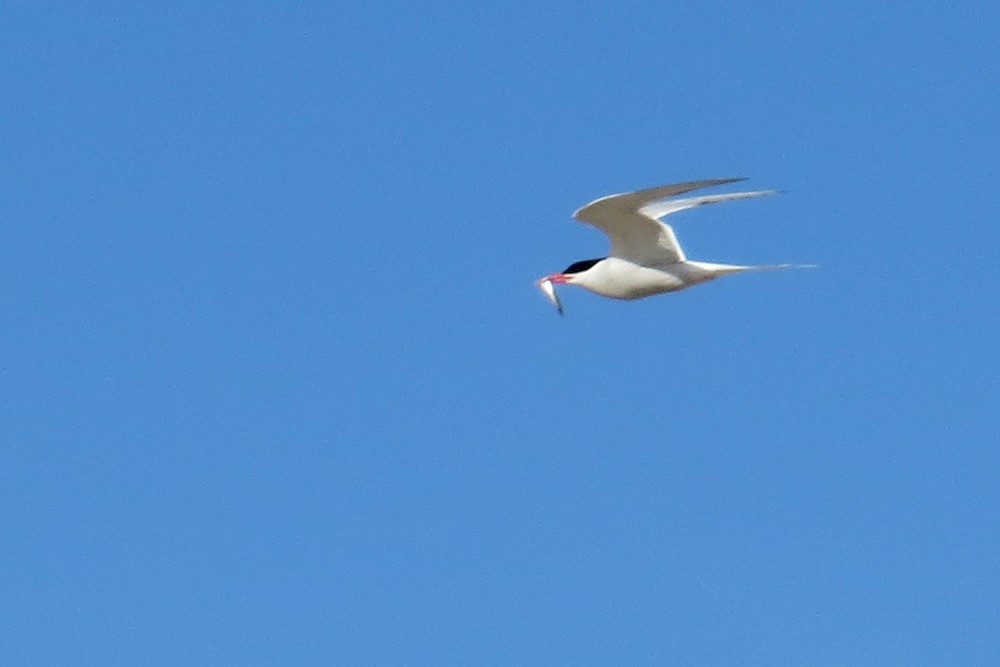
[[573, 177, 756, 266], [639, 190, 780, 220]]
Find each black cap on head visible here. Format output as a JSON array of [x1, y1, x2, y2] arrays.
[[563, 258, 604, 274]]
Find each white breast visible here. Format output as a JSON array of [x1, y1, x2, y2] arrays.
[[573, 258, 688, 300]]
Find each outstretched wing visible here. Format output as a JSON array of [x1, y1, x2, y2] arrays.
[[573, 178, 776, 266]]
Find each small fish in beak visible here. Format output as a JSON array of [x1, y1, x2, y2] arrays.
[[537, 277, 564, 315]]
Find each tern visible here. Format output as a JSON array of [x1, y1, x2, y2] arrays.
[[537, 178, 810, 314]]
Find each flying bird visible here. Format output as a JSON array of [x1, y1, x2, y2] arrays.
[[537, 178, 810, 314]]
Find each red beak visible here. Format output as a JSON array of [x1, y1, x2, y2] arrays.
[[539, 273, 570, 284]]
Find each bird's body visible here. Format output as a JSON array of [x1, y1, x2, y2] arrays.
[[563, 257, 754, 300], [538, 178, 809, 313]]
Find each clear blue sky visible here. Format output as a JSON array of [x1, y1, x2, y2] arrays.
[[4, 2, 999, 664]]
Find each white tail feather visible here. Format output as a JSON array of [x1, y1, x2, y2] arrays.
[[746, 263, 817, 271]]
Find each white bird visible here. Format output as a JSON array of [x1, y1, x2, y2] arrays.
[[537, 178, 810, 314]]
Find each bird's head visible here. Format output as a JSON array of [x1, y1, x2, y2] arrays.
[[536, 258, 605, 314], [538, 258, 604, 285]]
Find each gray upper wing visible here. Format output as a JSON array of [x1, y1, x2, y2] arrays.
[[572, 178, 746, 266]]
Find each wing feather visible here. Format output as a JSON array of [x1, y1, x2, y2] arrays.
[[572, 178, 747, 266], [639, 190, 780, 220]]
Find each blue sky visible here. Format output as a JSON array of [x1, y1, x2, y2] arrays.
[[3, 2, 999, 664]]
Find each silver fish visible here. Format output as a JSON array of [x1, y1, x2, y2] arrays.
[[537, 278, 564, 315]]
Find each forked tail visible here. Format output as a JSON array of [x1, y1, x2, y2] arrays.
[[683, 261, 816, 282], [745, 263, 818, 271], [687, 260, 816, 276]]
